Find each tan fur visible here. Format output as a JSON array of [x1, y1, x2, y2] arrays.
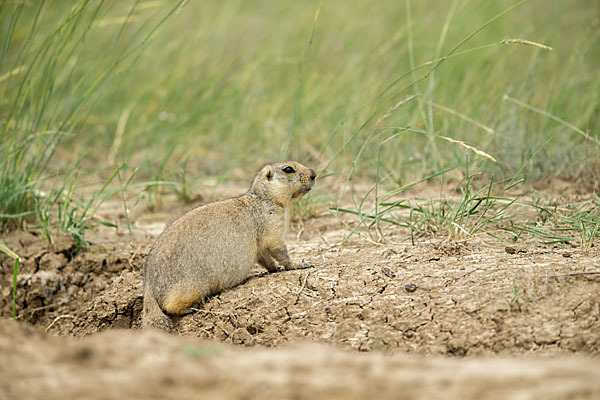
[[142, 161, 317, 331], [162, 285, 208, 314]]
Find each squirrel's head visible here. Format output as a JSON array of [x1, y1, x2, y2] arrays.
[[251, 161, 317, 207]]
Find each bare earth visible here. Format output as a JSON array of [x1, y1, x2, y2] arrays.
[[1, 183, 599, 399]]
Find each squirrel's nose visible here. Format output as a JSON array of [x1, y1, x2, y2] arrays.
[[310, 169, 317, 181]]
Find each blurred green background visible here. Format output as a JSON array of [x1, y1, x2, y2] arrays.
[[1, 0, 599, 233]]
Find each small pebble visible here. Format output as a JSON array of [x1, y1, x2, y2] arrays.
[[405, 283, 417, 293]]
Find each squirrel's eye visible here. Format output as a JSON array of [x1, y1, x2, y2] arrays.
[[282, 166, 295, 173]]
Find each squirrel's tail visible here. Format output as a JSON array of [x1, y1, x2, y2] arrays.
[[142, 286, 173, 332]]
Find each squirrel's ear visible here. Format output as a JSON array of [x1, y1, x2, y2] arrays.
[[262, 166, 273, 181]]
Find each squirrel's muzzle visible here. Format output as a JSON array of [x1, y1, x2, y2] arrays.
[[293, 170, 316, 199]]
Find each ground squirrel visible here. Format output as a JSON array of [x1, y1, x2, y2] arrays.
[[142, 161, 317, 331]]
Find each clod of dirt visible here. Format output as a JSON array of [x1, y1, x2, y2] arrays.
[[505, 246, 527, 254], [67, 271, 143, 335]]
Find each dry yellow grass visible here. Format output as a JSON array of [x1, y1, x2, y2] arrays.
[[438, 135, 497, 162], [501, 38, 553, 51]]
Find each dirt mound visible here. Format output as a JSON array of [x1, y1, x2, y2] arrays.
[[2, 217, 598, 357], [1, 320, 599, 400], [0, 230, 147, 329], [174, 237, 600, 355]]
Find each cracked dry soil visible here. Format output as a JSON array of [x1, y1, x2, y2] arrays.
[[1, 191, 599, 399]]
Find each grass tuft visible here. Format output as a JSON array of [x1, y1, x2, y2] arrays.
[[1, 0, 184, 239]]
